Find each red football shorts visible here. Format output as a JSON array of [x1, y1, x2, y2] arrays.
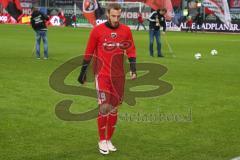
[[95, 75, 125, 107]]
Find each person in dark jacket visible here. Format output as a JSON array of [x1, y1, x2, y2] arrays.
[[31, 7, 49, 59], [194, 13, 203, 32], [148, 8, 166, 57]]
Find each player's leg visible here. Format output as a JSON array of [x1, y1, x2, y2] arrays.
[[106, 105, 118, 152], [96, 75, 112, 154], [98, 104, 108, 140], [195, 24, 198, 32], [98, 103, 111, 155], [136, 23, 140, 30], [41, 31, 48, 59], [106, 77, 125, 151], [142, 23, 146, 30], [155, 30, 163, 57], [35, 31, 41, 59], [149, 29, 154, 56]]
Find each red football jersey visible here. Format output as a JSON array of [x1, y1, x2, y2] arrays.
[[84, 22, 136, 77], [138, 14, 144, 23]]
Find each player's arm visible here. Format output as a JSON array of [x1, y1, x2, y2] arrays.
[[129, 57, 137, 80], [78, 29, 97, 84], [78, 59, 90, 84], [148, 11, 156, 22], [161, 16, 166, 32], [30, 16, 34, 29], [41, 13, 49, 21], [30, 13, 37, 30], [125, 28, 137, 80]]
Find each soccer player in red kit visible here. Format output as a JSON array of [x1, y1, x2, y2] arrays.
[[77, 3, 137, 155]]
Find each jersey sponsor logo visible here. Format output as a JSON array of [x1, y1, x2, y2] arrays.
[[119, 40, 132, 50], [103, 40, 132, 51]]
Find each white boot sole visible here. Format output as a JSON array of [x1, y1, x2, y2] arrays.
[[109, 148, 117, 152], [99, 148, 109, 155]]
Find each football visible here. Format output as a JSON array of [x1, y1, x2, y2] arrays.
[[211, 49, 218, 56], [195, 53, 202, 60]]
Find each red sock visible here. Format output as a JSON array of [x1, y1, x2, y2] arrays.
[[97, 113, 107, 141], [107, 113, 118, 140]]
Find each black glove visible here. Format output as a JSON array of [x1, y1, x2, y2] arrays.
[[128, 57, 136, 74], [77, 60, 90, 84], [78, 71, 87, 84]]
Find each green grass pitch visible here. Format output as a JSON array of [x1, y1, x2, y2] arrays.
[[0, 24, 240, 160]]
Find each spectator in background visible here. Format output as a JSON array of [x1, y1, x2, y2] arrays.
[[186, 16, 193, 32], [31, 7, 49, 59], [148, 8, 166, 57], [194, 13, 203, 32], [72, 14, 77, 28], [136, 12, 146, 31], [58, 10, 66, 26]]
